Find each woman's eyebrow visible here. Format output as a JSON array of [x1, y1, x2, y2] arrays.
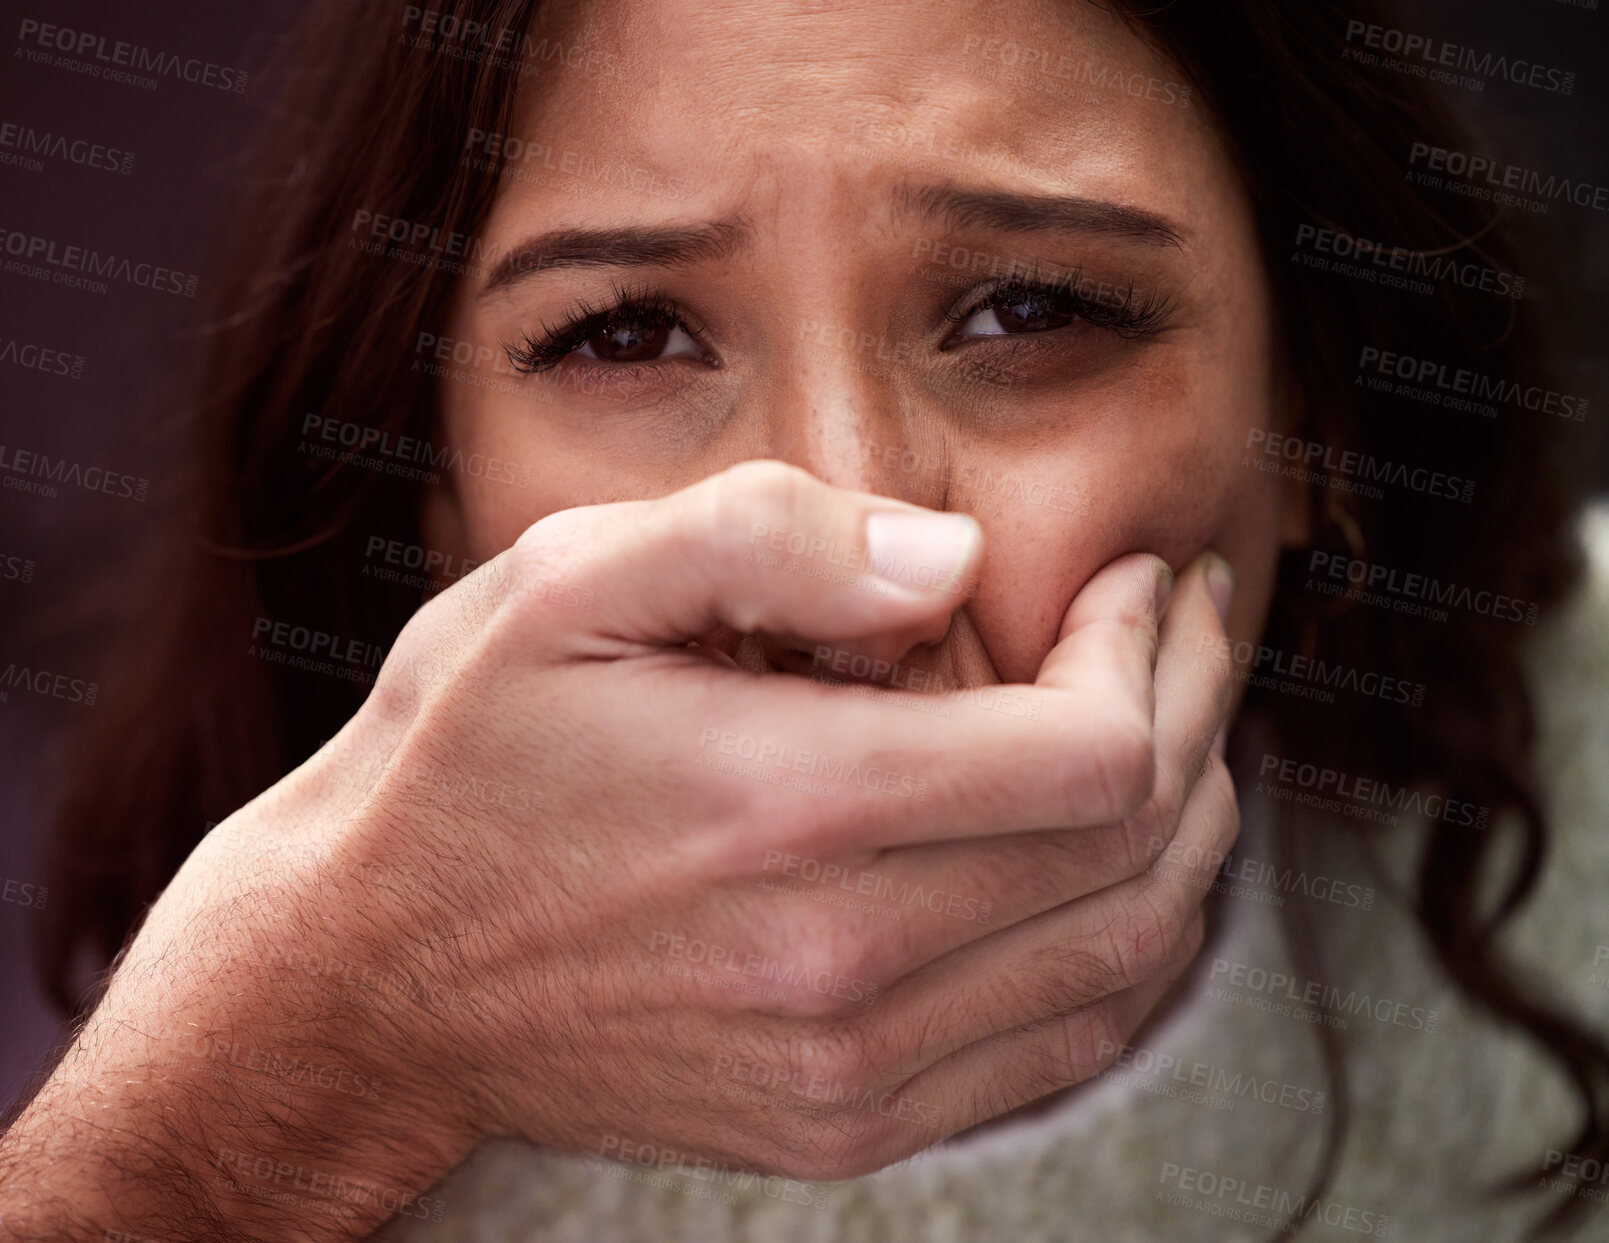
[[480, 216, 751, 300], [478, 180, 1185, 301], [892, 180, 1187, 250]]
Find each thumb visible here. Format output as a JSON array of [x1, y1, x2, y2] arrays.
[[505, 459, 985, 659]]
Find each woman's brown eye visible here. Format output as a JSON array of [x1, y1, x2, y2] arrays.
[[958, 287, 1074, 334], [577, 319, 702, 363], [958, 291, 1080, 337]]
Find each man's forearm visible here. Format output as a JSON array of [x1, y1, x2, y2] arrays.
[[0, 890, 473, 1241]]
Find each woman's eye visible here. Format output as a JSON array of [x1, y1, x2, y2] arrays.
[[954, 290, 1080, 338], [576, 317, 702, 363]]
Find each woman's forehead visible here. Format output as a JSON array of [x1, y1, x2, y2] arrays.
[[493, 0, 1227, 232]]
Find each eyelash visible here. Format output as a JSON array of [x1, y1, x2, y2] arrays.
[[939, 263, 1174, 342], [500, 265, 1173, 375], [501, 280, 709, 375]]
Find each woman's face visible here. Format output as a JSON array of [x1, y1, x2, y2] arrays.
[[429, 0, 1304, 688]]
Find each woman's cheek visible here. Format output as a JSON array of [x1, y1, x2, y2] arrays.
[[955, 419, 1277, 685]]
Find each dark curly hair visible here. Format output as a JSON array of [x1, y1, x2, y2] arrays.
[[33, 0, 1606, 1238]]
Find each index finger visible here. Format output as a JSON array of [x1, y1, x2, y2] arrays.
[[684, 551, 1169, 857]]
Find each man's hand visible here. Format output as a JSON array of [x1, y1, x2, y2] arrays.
[[0, 460, 1237, 1240]]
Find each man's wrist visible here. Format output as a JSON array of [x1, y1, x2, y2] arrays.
[[0, 852, 479, 1242]]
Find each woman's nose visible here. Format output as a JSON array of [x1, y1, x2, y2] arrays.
[[759, 326, 951, 508], [747, 353, 965, 682]]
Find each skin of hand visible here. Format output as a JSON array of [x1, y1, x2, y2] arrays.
[[0, 461, 1237, 1241]]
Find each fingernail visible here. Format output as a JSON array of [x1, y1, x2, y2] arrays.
[[1154, 561, 1176, 618], [866, 511, 982, 593], [1204, 553, 1235, 625]]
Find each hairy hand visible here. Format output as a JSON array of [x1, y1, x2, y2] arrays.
[[0, 460, 1237, 1240]]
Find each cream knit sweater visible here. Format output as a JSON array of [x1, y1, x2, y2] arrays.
[[380, 505, 1609, 1243]]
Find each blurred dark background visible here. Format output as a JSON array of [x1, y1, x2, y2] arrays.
[[0, 0, 1605, 1109]]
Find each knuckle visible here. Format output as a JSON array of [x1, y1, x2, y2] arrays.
[[718, 457, 816, 498], [788, 1022, 872, 1090], [1103, 885, 1185, 990], [1123, 784, 1178, 856], [1011, 1042, 1073, 1102], [1067, 1004, 1131, 1081], [710, 459, 812, 540], [756, 795, 846, 864], [1012, 938, 1121, 1017], [1002, 833, 1108, 913], [502, 512, 592, 617], [764, 924, 884, 1019], [1011, 1015, 1103, 1099], [365, 624, 433, 726], [1080, 712, 1155, 819], [700, 460, 816, 628], [511, 505, 583, 567], [771, 1127, 890, 1184]]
